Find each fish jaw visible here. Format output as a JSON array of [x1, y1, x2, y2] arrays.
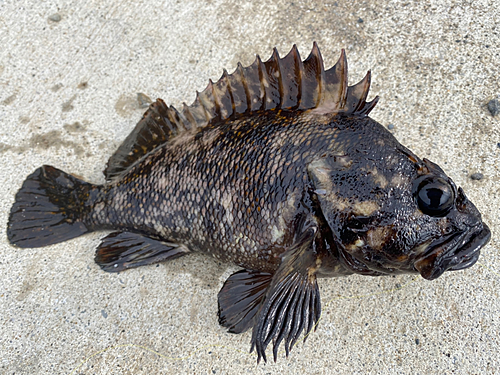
[[414, 222, 490, 280]]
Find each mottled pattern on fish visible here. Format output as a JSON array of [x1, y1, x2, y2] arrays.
[[88, 111, 384, 271], [7, 44, 490, 363]]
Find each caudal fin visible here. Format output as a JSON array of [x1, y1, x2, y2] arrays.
[[7, 165, 95, 248]]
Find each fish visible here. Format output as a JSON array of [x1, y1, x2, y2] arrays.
[[7, 43, 491, 363]]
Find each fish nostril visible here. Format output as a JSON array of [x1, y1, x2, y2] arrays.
[[456, 187, 468, 208], [443, 225, 453, 235]]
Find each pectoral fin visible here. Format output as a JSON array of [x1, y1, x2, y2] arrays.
[[250, 227, 321, 363]]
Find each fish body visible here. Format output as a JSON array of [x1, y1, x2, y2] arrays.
[[7, 44, 491, 362]]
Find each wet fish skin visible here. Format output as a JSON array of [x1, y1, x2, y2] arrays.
[[7, 44, 490, 363], [87, 110, 365, 272]]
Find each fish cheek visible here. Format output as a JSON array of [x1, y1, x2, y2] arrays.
[[343, 213, 433, 274], [364, 226, 393, 253]]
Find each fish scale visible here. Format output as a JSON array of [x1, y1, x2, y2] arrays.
[[7, 44, 490, 363]]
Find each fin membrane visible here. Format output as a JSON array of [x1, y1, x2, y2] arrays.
[[218, 269, 273, 334], [95, 231, 190, 272], [8, 165, 92, 248], [250, 227, 321, 363], [104, 43, 379, 182], [104, 99, 186, 181]]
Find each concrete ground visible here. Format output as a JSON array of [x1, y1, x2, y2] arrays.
[[1, 0, 499, 374]]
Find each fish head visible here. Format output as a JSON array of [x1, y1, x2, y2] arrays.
[[309, 118, 490, 280]]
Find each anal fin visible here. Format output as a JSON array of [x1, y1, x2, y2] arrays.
[[95, 231, 189, 272], [218, 270, 273, 334]]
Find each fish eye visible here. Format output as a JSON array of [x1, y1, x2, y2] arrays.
[[414, 176, 455, 217]]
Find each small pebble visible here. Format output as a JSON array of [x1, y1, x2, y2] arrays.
[[415, 338, 420, 345], [487, 99, 499, 116], [48, 13, 62, 22], [357, 18, 364, 23], [470, 173, 484, 180], [387, 124, 394, 130]]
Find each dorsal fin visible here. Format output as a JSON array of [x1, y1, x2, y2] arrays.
[[104, 99, 191, 181], [104, 43, 379, 182]]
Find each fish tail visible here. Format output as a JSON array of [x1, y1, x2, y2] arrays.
[[8, 165, 97, 248]]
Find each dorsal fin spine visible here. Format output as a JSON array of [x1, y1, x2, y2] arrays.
[[272, 48, 284, 109], [236, 62, 251, 112], [338, 49, 348, 109], [208, 80, 221, 118], [360, 96, 379, 115], [195, 91, 210, 122], [356, 71, 371, 111], [312, 42, 325, 107], [256, 55, 267, 110], [292, 45, 303, 109], [166, 106, 184, 134], [354, 71, 371, 112], [279, 44, 302, 109], [222, 69, 236, 115], [181, 102, 196, 130]]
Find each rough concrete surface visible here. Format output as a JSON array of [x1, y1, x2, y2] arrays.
[[1, 1, 499, 374]]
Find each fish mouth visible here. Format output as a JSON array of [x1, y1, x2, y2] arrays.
[[414, 223, 491, 280]]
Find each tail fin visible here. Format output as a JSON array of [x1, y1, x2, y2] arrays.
[[7, 165, 95, 248]]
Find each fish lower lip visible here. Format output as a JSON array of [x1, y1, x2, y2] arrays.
[[415, 223, 491, 280], [448, 223, 491, 271], [449, 251, 480, 271]]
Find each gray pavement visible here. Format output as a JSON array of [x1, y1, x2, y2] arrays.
[[1, 1, 499, 374]]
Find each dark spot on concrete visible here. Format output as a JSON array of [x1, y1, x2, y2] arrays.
[[0, 130, 87, 156], [77, 81, 88, 89], [51, 83, 63, 92], [190, 293, 199, 323], [2, 93, 16, 105], [101, 309, 108, 318], [415, 338, 420, 345], [395, 283, 401, 289], [98, 142, 109, 150], [137, 92, 153, 108], [0, 143, 13, 153], [115, 94, 144, 117], [48, 13, 62, 22], [487, 99, 499, 116], [497, 143, 500, 149], [357, 17, 364, 23], [29, 130, 63, 150], [387, 124, 394, 130], [62, 95, 77, 112], [63, 121, 86, 133], [470, 173, 484, 180], [16, 279, 35, 301], [28, 130, 84, 155]]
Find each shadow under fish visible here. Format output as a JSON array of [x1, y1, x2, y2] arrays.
[[7, 43, 491, 363]]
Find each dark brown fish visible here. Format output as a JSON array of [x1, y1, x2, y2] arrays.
[[7, 44, 490, 362]]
